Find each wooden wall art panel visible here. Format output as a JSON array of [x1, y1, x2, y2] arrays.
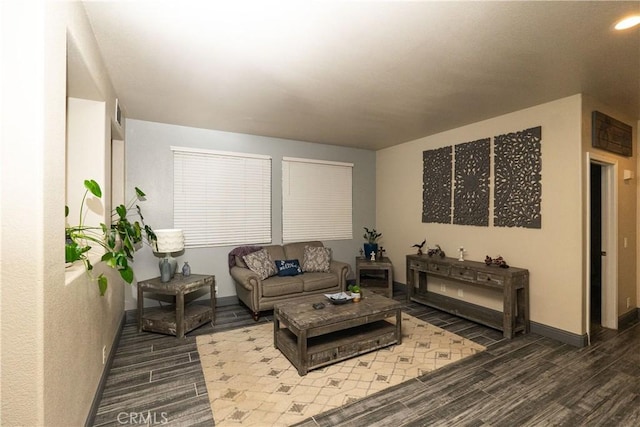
[[453, 138, 490, 226], [494, 126, 542, 229], [422, 146, 452, 224]]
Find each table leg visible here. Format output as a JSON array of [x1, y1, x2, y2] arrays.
[[409, 269, 418, 301], [298, 329, 308, 376], [137, 284, 143, 333], [396, 309, 402, 345], [210, 278, 216, 327], [273, 310, 280, 348], [176, 292, 185, 339], [503, 284, 515, 339], [520, 282, 530, 333]]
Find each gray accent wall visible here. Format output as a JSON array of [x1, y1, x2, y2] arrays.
[[125, 119, 376, 309]]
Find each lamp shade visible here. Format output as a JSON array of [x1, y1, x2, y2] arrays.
[[154, 229, 184, 253]]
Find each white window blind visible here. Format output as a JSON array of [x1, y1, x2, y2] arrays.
[[282, 157, 353, 242], [172, 146, 271, 248]]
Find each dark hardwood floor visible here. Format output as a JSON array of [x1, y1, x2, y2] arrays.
[[92, 288, 640, 426]]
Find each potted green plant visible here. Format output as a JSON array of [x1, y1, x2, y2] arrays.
[[65, 179, 156, 295], [348, 283, 361, 302], [363, 227, 382, 259]]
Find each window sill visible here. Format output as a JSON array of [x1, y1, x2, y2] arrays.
[[64, 254, 101, 286]]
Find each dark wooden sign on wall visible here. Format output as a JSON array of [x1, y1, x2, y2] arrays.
[[592, 111, 632, 157]]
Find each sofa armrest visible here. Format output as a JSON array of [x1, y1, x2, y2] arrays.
[[229, 266, 261, 292], [329, 260, 350, 291]]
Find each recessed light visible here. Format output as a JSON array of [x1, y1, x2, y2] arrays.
[[614, 15, 640, 30]]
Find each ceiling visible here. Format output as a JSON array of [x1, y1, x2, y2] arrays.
[[82, 1, 640, 151]]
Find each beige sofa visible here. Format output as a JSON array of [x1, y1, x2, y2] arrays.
[[229, 241, 350, 320]]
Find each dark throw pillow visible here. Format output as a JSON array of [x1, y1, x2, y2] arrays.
[[275, 259, 303, 277]]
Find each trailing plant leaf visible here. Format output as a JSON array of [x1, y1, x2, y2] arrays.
[[135, 187, 145, 198], [115, 204, 127, 219], [102, 251, 116, 267], [120, 267, 134, 284], [84, 179, 102, 198], [97, 275, 108, 296], [65, 241, 90, 263]]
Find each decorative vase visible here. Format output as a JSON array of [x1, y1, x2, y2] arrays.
[[158, 256, 178, 279], [160, 258, 171, 283], [182, 261, 191, 277], [363, 243, 378, 260], [352, 292, 361, 302]]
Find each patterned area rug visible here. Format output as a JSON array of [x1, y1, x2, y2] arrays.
[[196, 313, 485, 427]]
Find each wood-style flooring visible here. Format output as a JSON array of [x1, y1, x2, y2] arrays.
[[91, 288, 640, 426]]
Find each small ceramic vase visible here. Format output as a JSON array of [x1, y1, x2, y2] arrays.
[[182, 261, 191, 277]]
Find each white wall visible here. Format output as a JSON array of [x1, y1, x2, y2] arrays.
[[1, 1, 125, 425], [125, 119, 377, 310], [377, 95, 585, 334]]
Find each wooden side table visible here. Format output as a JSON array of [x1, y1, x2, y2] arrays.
[[137, 273, 216, 338], [355, 256, 394, 298]]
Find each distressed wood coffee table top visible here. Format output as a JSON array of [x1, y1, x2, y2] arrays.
[[275, 293, 401, 332]]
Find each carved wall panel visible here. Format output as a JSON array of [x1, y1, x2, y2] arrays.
[[422, 146, 452, 223], [494, 126, 542, 228], [454, 138, 490, 226]]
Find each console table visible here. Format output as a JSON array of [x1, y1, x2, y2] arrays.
[[137, 273, 216, 338], [406, 255, 529, 338]]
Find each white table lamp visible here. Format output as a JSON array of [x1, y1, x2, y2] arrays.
[[154, 229, 184, 281]]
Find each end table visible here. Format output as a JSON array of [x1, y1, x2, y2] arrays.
[[355, 256, 394, 298], [137, 273, 216, 338]]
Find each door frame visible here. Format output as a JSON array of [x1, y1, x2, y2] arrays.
[[586, 153, 618, 336]]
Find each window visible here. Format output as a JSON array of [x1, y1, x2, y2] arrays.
[[172, 147, 271, 247], [282, 157, 353, 242]]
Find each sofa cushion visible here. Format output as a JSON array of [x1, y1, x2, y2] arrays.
[[275, 259, 303, 277], [262, 276, 304, 297], [301, 272, 339, 292], [243, 249, 276, 280], [302, 245, 331, 273]]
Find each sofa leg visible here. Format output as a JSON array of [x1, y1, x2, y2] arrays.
[[252, 312, 260, 321]]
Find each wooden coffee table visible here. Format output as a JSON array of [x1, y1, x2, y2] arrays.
[[273, 293, 402, 375]]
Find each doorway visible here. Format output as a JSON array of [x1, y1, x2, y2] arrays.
[[589, 163, 602, 326], [587, 156, 618, 337]]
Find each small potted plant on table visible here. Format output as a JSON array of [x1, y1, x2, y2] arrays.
[[348, 283, 362, 302]]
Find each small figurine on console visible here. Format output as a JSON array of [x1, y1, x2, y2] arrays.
[[412, 239, 426, 255], [485, 255, 509, 268], [427, 244, 446, 258], [370, 251, 376, 261]]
